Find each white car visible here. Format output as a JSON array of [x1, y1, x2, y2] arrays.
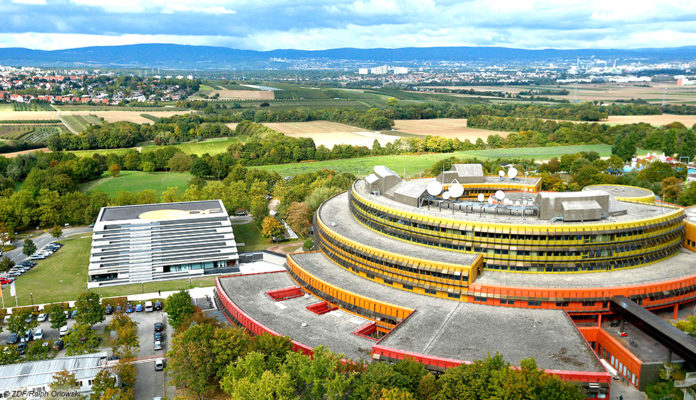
[[154, 340, 162, 351], [59, 326, 69, 337], [3, 315, 10, 324], [33, 328, 43, 340], [37, 313, 48, 322]]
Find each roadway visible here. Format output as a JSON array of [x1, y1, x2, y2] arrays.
[[4, 226, 92, 265]]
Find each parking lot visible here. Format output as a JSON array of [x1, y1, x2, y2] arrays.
[[0, 306, 173, 399]]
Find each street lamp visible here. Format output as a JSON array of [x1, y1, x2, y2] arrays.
[[30, 291, 33, 305]]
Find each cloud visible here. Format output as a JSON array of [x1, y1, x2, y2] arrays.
[[0, 0, 694, 50]]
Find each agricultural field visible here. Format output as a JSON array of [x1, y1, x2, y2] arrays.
[[0, 148, 50, 158], [392, 119, 508, 140], [207, 89, 274, 100], [262, 121, 398, 148], [69, 136, 243, 157], [54, 105, 188, 111], [62, 114, 102, 133], [0, 110, 58, 120], [0, 109, 192, 125], [424, 82, 696, 105], [80, 170, 192, 196], [253, 144, 627, 177], [603, 114, 696, 127], [0, 124, 64, 142], [12, 102, 54, 111]]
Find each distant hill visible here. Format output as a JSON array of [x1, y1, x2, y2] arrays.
[[0, 43, 695, 70]]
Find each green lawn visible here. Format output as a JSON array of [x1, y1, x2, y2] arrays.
[[69, 137, 241, 158], [5, 234, 219, 306], [80, 170, 191, 197], [232, 222, 272, 252], [253, 144, 625, 177], [10, 234, 92, 306]]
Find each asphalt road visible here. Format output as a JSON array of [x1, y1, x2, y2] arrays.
[[5, 226, 93, 265]]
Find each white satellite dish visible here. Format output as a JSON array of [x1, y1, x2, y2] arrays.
[[449, 184, 464, 198], [426, 181, 443, 196], [508, 167, 518, 179], [504, 198, 511, 205], [442, 191, 451, 200], [498, 170, 505, 178], [495, 190, 506, 201], [487, 196, 494, 205], [477, 193, 485, 202], [514, 200, 520, 206]]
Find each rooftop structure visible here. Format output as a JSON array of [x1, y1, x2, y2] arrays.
[[216, 164, 696, 398], [582, 184, 655, 203], [88, 200, 238, 287], [0, 353, 109, 395]]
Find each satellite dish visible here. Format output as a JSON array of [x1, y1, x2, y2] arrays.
[[508, 167, 518, 179], [504, 198, 511, 205], [477, 193, 485, 202], [487, 196, 494, 205], [442, 191, 451, 200], [498, 170, 505, 178], [495, 190, 506, 201], [514, 200, 520, 206], [449, 184, 464, 198], [426, 181, 443, 196]]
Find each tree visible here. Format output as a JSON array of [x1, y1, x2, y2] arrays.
[[90, 369, 118, 400], [7, 308, 38, 335], [285, 202, 313, 237], [660, 177, 682, 203], [160, 187, 180, 203], [47, 304, 68, 330], [167, 323, 219, 400], [211, 327, 252, 378], [0, 256, 15, 273], [23, 239, 37, 256], [136, 189, 157, 205], [140, 161, 155, 172], [107, 164, 120, 177], [164, 290, 195, 330], [261, 217, 284, 240], [64, 323, 100, 355], [75, 291, 105, 326], [107, 313, 139, 356], [50, 224, 63, 238], [249, 196, 269, 226], [49, 370, 85, 400], [0, 222, 12, 248], [25, 340, 51, 361], [167, 153, 193, 172]]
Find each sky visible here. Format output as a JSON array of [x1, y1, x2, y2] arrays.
[[1, 0, 696, 50]]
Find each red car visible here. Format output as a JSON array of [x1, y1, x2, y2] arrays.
[[0, 277, 12, 285]]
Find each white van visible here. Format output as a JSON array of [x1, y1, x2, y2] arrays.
[[144, 301, 153, 312]]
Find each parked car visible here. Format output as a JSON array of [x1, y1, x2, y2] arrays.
[[104, 305, 113, 315], [21, 330, 32, 343], [53, 339, 64, 351], [154, 340, 162, 351], [37, 313, 48, 322], [0, 277, 11, 285], [125, 304, 134, 313], [154, 332, 163, 342], [3, 315, 10, 324], [6, 333, 18, 344], [64, 310, 71, 319], [17, 342, 26, 355], [115, 305, 122, 313], [145, 301, 153, 312], [154, 301, 163, 311], [135, 304, 144, 312], [59, 326, 69, 337], [154, 359, 164, 371], [154, 322, 164, 333], [25, 314, 34, 324], [33, 328, 43, 340], [71, 309, 78, 319]]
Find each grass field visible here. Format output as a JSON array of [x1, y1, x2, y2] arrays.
[[80, 170, 191, 196], [6, 234, 219, 306], [262, 121, 398, 148], [392, 118, 508, 140], [62, 114, 101, 133], [232, 222, 272, 252], [69, 136, 242, 158], [253, 144, 625, 177]]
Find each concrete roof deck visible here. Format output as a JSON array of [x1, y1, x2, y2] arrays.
[[289, 252, 604, 373], [583, 185, 654, 199], [686, 206, 696, 224], [602, 321, 683, 364], [475, 248, 696, 289], [219, 272, 374, 362], [320, 193, 479, 266], [354, 180, 678, 226], [99, 200, 225, 222]]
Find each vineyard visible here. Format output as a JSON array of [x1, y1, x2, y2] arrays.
[[62, 114, 103, 133], [0, 124, 64, 143], [13, 102, 54, 111]]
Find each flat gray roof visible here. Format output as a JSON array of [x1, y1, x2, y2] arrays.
[[354, 180, 677, 226], [288, 252, 604, 372], [219, 272, 374, 362], [601, 321, 683, 364], [475, 248, 696, 289], [583, 185, 654, 199], [99, 200, 225, 222], [319, 193, 479, 266], [0, 353, 107, 391]]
